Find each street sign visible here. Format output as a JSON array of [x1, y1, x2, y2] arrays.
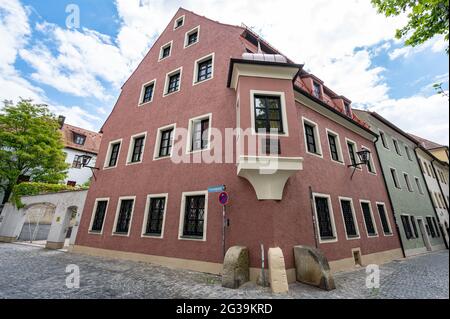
[[218, 192, 229, 206], [208, 185, 226, 193]]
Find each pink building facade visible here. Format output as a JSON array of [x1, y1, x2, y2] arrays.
[[74, 8, 403, 282]]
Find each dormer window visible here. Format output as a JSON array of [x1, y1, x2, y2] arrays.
[[73, 133, 86, 145], [344, 102, 352, 117], [313, 82, 322, 98]]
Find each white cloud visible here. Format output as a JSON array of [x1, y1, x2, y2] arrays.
[[49, 104, 102, 131], [367, 94, 449, 145], [389, 35, 447, 60]]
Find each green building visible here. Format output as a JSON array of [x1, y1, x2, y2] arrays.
[[354, 110, 446, 256]]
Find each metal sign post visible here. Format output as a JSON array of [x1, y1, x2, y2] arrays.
[[218, 191, 229, 257]]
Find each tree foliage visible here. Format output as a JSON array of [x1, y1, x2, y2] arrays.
[[372, 0, 449, 53], [0, 99, 68, 204]]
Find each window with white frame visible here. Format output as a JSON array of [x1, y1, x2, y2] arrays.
[[313, 194, 337, 241], [362, 146, 376, 174], [327, 130, 343, 163], [142, 194, 167, 237], [188, 114, 211, 152], [251, 91, 288, 136], [184, 26, 199, 48], [313, 81, 322, 98], [164, 67, 182, 96], [401, 215, 414, 239], [376, 203, 392, 235], [361, 201, 377, 237], [403, 173, 413, 192], [405, 145, 413, 161], [339, 198, 359, 239], [104, 139, 122, 168], [89, 199, 109, 233], [390, 168, 401, 189], [303, 118, 322, 156], [127, 133, 146, 164], [139, 80, 156, 105], [179, 192, 208, 239], [154, 124, 175, 159], [173, 15, 184, 29], [159, 41, 172, 61], [346, 139, 358, 167], [193, 53, 214, 84], [414, 177, 424, 194], [113, 197, 135, 235], [379, 130, 389, 149]]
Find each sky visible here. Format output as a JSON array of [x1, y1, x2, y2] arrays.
[[0, 0, 448, 145]]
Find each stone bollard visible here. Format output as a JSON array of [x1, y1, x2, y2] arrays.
[[293, 245, 336, 290], [268, 247, 289, 293], [222, 246, 250, 289]]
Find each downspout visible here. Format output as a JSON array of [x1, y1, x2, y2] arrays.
[[429, 156, 450, 249], [373, 135, 406, 258]]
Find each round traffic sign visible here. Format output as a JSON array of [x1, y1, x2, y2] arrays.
[[218, 192, 229, 206]]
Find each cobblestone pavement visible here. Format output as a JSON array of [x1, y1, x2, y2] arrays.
[[0, 243, 448, 299]]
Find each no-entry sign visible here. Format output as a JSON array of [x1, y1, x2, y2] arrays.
[[218, 192, 229, 206]]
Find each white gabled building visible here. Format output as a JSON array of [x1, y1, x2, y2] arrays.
[[58, 116, 102, 186]]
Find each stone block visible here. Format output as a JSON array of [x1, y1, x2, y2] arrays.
[[222, 246, 249, 289], [268, 247, 289, 293], [294, 245, 335, 290]]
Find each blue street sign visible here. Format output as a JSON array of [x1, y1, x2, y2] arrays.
[[208, 185, 225, 193]]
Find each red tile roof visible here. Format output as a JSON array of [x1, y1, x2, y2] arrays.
[[60, 123, 102, 154]]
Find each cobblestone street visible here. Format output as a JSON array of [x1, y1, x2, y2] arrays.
[[0, 243, 448, 299]]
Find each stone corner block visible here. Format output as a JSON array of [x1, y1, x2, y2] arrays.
[[268, 247, 289, 293], [222, 246, 250, 289], [293, 245, 336, 291]]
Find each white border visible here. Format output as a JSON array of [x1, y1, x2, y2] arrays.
[[302, 117, 323, 158], [141, 193, 168, 239], [138, 79, 157, 106], [173, 15, 185, 30], [251, 90, 289, 137], [178, 190, 208, 241], [184, 25, 200, 48], [126, 132, 147, 165], [361, 145, 377, 175], [359, 199, 379, 237], [326, 128, 344, 164], [112, 196, 136, 237], [103, 138, 122, 169], [192, 52, 215, 85], [163, 66, 183, 97], [403, 171, 413, 192], [312, 193, 338, 243], [338, 196, 360, 240], [153, 123, 177, 160], [88, 197, 110, 235], [345, 138, 361, 170], [158, 41, 173, 62], [375, 201, 393, 236], [186, 113, 212, 154]]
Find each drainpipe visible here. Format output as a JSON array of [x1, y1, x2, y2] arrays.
[[429, 156, 449, 249], [373, 135, 406, 258]]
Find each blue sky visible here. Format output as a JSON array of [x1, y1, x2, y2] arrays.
[[0, 0, 448, 144]]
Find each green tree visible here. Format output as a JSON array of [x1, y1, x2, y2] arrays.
[[0, 99, 68, 204], [372, 0, 449, 54]]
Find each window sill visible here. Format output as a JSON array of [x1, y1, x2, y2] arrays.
[[187, 147, 210, 155], [306, 151, 323, 159], [179, 235, 205, 241], [184, 42, 198, 49], [142, 233, 163, 239], [103, 165, 118, 170], [126, 161, 143, 166], [112, 232, 129, 237], [331, 159, 345, 165], [367, 233, 378, 238], [320, 236, 336, 241], [138, 100, 153, 107], [88, 230, 102, 235], [193, 77, 213, 86], [158, 56, 170, 62], [163, 90, 180, 98]]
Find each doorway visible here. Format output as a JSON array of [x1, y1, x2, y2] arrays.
[[417, 218, 432, 251]]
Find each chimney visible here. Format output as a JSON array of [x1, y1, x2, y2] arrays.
[[57, 115, 66, 129]]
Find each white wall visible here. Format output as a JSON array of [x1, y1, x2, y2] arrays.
[[63, 148, 97, 186]]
